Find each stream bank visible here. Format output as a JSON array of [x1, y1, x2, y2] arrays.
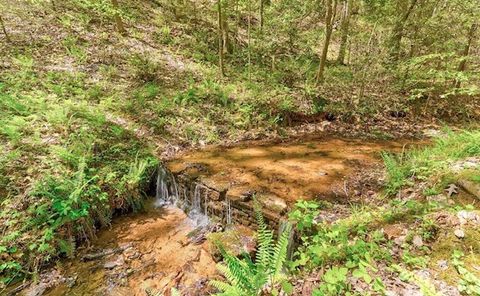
[[13, 136, 423, 296]]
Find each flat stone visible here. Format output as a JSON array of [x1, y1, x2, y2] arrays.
[[104, 257, 124, 269], [258, 194, 288, 214], [206, 225, 256, 261], [458, 179, 480, 200]]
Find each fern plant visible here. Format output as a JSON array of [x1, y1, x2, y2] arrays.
[[210, 204, 294, 296]]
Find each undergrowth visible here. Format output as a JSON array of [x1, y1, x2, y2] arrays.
[[0, 66, 157, 286], [383, 129, 480, 195]]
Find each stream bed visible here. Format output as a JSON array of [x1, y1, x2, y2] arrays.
[[18, 136, 421, 296]]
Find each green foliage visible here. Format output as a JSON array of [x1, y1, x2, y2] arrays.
[[382, 152, 409, 195], [393, 265, 441, 296], [451, 251, 480, 295], [383, 129, 480, 195], [173, 80, 232, 107], [313, 267, 349, 295], [210, 204, 293, 296], [288, 200, 320, 231], [0, 68, 157, 284]]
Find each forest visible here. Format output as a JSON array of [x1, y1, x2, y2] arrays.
[[0, 0, 479, 295]]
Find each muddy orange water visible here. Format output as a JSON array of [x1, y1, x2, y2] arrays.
[[40, 204, 217, 296], [168, 137, 421, 204]]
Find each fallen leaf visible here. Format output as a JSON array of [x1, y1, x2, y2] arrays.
[[445, 184, 458, 197]]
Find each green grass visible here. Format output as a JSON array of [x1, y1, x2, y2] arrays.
[[383, 129, 480, 195]]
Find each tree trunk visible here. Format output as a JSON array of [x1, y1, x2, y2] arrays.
[[455, 23, 478, 88], [247, 0, 252, 81], [111, 0, 126, 35], [336, 0, 352, 65], [315, 0, 336, 84], [259, 0, 264, 32], [218, 0, 225, 78], [389, 0, 418, 61], [0, 15, 11, 43]]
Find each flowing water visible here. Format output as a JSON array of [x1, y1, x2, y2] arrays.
[[19, 136, 422, 296]]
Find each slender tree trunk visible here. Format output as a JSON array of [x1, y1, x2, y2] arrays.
[[0, 15, 11, 43], [315, 0, 336, 84], [247, 0, 252, 81], [111, 0, 126, 35], [259, 0, 264, 32], [455, 23, 478, 88], [336, 0, 352, 65], [389, 0, 418, 61], [218, 0, 225, 78]]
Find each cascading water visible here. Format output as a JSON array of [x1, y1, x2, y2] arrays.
[[155, 165, 209, 227], [155, 166, 171, 207], [225, 198, 232, 225]]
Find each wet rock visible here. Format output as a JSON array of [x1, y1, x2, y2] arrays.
[[207, 225, 256, 262], [104, 257, 124, 269], [436, 281, 461, 296], [187, 223, 222, 245], [25, 283, 48, 296], [258, 194, 287, 214], [82, 243, 133, 261], [239, 190, 256, 202], [454, 229, 465, 239], [22, 270, 65, 296]]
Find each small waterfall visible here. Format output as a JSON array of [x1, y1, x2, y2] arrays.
[[204, 192, 209, 216], [155, 166, 170, 207], [225, 198, 232, 225], [171, 176, 179, 205], [192, 184, 201, 213], [155, 165, 209, 227]]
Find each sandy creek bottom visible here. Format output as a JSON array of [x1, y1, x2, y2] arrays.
[[28, 137, 421, 296], [43, 204, 217, 296]]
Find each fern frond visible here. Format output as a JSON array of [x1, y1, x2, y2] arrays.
[[218, 250, 256, 292], [210, 280, 245, 295], [254, 201, 274, 273], [272, 222, 292, 278]]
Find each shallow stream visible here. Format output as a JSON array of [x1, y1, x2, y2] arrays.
[[27, 136, 421, 296]]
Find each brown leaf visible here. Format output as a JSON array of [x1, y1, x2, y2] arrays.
[[445, 184, 458, 197]]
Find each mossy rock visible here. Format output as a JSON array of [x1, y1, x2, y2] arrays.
[[206, 225, 256, 262]]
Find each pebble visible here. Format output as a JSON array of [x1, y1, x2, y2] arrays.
[[412, 235, 424, 248], [454, 229, 465, 239], [437, 260, 448, 271]]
